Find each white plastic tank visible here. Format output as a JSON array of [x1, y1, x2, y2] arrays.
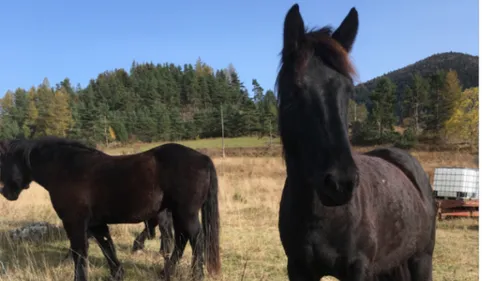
[[432, 167, 479, 199]]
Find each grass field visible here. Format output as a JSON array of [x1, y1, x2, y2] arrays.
[[105, 137, 281, 155], [0, 138, 478, 281]]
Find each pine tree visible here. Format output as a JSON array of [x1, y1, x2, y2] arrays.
[[12, 88, 28, 135], [252, 79, 264, 105], [348, 99, 368, 125], [23, 87, 39, 138], [0, 91, 20, 138], [404, 73, 429, 135], [425, 70, 447, 134], [260, 89, 278, 140], [368, 77, 397, 139]]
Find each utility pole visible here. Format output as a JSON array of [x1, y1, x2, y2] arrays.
[[221, 104, 225, 158], [103, 115, 108, 146], [354, 101, 357, 122], [268, 118, 273, 147]]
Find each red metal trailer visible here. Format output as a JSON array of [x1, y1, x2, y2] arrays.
[[436, 198, 479, 220]]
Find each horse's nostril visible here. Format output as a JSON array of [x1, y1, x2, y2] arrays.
[[323, 173, 339, 191]]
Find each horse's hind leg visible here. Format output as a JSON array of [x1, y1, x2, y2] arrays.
[[408, 253, 433, 281], [162, 219, 188, 281], [163, 212, 204, 281], [158, 210, 174, 258], [132, 217, 158, 252], [89, 224, 124, 281], [186, 215, 204, 281]]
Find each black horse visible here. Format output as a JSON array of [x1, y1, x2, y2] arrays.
[[62, 209, 174, 261], [132, 207, 174, 257], [276, 4, 436, 281], [0, 137, 221, 281]]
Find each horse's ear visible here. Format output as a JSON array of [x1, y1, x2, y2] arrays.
[[283, 3, 305, 57], [332, 7, 359, 53]]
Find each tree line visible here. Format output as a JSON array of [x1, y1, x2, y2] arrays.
[[350, 69, 478, 148], [0, 58, 277, 146], [0, 58, 477, 149]]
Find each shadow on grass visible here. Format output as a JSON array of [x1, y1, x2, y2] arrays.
[[0, 233, 177, 280], [0, 220, 197, 280]]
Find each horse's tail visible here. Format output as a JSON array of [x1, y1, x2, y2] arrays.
[[201, 157, 221, 277]]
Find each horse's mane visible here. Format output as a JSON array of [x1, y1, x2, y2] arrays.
[[275, 25, 357, 96], [6, 136, 103, 169]]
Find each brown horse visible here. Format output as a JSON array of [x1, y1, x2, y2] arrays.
[[132, 209, 174, 257], [0, 137, 221, 281], [276, 4, 436, 281], [61, 209, 174, 264]]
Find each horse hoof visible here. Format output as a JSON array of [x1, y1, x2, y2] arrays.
[[110, 267, 125, 281], [159, 271, 166, 281]]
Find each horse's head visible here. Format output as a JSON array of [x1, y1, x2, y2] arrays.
[[277, 4, 359, 206], [0, 139, 32, 201]]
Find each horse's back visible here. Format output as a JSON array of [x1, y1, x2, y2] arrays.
[[152, 143, 214, 210], [152, 143, 212, 166], [363, 147, 435, 212]]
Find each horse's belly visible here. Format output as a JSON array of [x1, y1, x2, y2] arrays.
[[93, 188, 164, 224]]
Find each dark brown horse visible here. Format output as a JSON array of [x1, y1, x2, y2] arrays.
[[132, 208, 174, 257], [276, 4, 437, 281], [63, 208, 174, 260], [62, 209, 174, 263], [0, 137, 221, 281]]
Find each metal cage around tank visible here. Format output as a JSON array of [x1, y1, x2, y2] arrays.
[[432, 167, 479, 219]]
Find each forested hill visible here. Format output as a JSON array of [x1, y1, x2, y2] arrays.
[[0, 58, 278, 145], [355, 52, 479, 105]]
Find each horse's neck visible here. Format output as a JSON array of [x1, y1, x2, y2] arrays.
[[29, 167, 50, 190], [28, 154, 55, 190]]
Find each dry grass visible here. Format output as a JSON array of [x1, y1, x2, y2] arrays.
[[0, 151, 478, 281]]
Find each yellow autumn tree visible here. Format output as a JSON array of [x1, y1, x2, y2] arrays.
[[444, 87, 478, 148], [23, 87, 39, 138], [50, 88, 74, 137], [0, 91, 15, 115], [109, 126, 116, 141]]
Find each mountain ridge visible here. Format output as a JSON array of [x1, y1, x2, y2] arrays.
[[354, 51, 479, 105]]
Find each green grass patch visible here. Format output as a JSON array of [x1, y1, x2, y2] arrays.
[[106, 136, 280, 154]]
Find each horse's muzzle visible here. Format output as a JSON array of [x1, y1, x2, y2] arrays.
[[0, 187, 20, 201]]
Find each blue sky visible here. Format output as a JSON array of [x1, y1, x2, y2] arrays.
[[0, 0, 478, 96]]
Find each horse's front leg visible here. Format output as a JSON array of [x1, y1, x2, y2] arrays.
[[63, 219, 89, 281], [408, 253, 433, 281], [342, 257, 369, 281], [90, 224, 124, 280], [287, 258, 318, 281]]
